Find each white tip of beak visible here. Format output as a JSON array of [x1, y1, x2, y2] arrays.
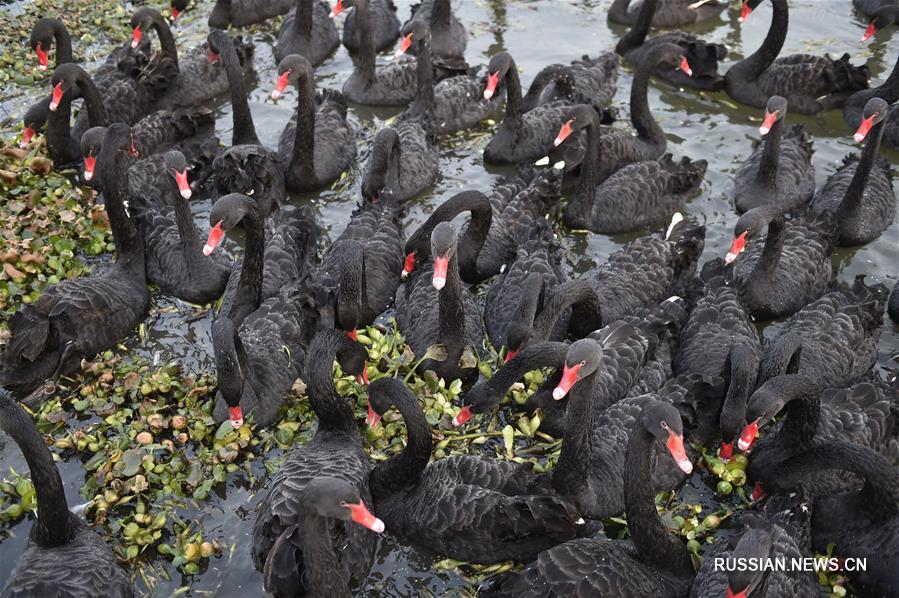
[[83, 171, 93, 182], [553, 160, 565, 170], [552, 387, 566, 400], [131, 40, 139, 49], [737, 438, 751, 451], [39, 64, 48, 72], [432, 276, 446, 290], [49, 101, 59, 111], [230, 417, 243, 428], [483, 89, 494, 100], [180, 188, 192, 199], [678, 459, 693, 474], [534, 156, 550, 166], [371, 518, 385, 533], [271, 90, 281, 100], [203, 244, 214, 256], [19, 140, 27, 149], [725, 252, 738, 265], [853, 132, 865, 143]]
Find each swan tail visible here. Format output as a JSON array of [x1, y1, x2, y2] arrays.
[[783, 123, 814, 158], [665, 219, 706, 296], [6, 308, 51, 363], [659, 153, 708, 195], [828, 53, 871, 94], [316, 87, 349, 119], [498, 495, 583, 541]]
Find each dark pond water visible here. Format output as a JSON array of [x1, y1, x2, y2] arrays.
[[0, 0, 897, 596]]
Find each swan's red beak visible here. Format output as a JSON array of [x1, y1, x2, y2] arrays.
[[21, 126, 35, 148], [738, 417, 759, 451], [554, 119, 574, 147], [452, 405, 473, 427], [750, 480, 767, 501], [484, 71, 500, 100], [759, 109, 779, 135], [366, 400, 381, 427], [678, 55, 693, 77], [725, 230, 748, 264], [504, 349, 518, 363], [739, 1, 752, 23], [346, 329, 358, 341], [394, 32, 414, 59], [171, 5, 181, 20], [49, 82, 64, 112], [345, 500, 385, 533], [553, 363, 581, 400], [174, 169, 191, 199], [228, 405, 244, 428], [329, 0, 344, 19], [204, 220, 224, 256], [402, 252, 416, 279], [727, 587, 749, 598], [208, 47, 219, 63], [853, 113, 877, 142], [719, 441, 734, 462], [861, 21, 877, 42], [35, 42, 49, 71], [355, 363, 369, 386], [131, 26, 142, 49], [432, 256, 449, 290], [128, 137, 139, 158], [667, 431, 693, 474], [272, 70, 291, 100], [83, 153, 96, 181]]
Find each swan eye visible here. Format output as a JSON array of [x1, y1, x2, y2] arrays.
[[579, 360, 586, 367], [660, 421, 669, 430]]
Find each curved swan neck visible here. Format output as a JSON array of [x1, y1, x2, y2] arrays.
[[288, 70, 318, 184], [838, 117, 886, 221], [370, 384, 432, 494]]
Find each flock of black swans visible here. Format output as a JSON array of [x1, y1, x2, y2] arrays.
[[1, 0, 899, 596]]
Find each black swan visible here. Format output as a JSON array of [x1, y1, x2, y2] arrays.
[[400, 170, 563, 284], [49, 63, 213, 162], [558, 105, 706, 233], [30, 17, 147, 82], [577, 213, 704, 324], [741, 375, 899, 496], [754, 441, 899, 597], [519, 54, 620, 114], [608, 0, 725, 27], [274, 0, 339, 65], [314, 192, 404, 333], [22, 95, 82, 170], [812, 97, 896, 246], [170, 0, 188, 20], [360, 26, 439, 203], [403, 0, 467, 74], [890, 281, 899, 323], [483, 395, 695, 597], [731, 95, 815, 214], [726, 0, 870, 114], [674, 267, 761, 461], [341, 0, 418, 106], [455, 301, 694, 434], [338, 0, 400, 53], [0, 124, 149, 397], [842, 56, 898, 151], [272, 54, 356, 192], [755, 276, 887, 390], [483, 52, 579, 165], [724, 205, 835, 320], [860, 4, 899, 41], [396, 221, 486, 387], [615, 0, 727, 92], [548, 44, 690, 184], [485, 219, 567, 355], [131, 7, 254, 109], [208, 0, 294, 28], [689, 492, 817, 598], [203, 191, 319, 326], [128, 150, 233, 305], [251, 330, 377, 596], [366, 377, 587, 563], [0, 391, 133, 598], [208, 30, 286, 217]]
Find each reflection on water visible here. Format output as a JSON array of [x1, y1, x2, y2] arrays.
[[0, 0, 897, 595]]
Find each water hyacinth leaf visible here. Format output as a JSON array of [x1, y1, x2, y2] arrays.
[[423, 344, 448, 361]]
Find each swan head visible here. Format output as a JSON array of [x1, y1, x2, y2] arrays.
[[366, 378, 414, 428], [430, 222, 458, 291], [554, 104, 599, 147], [553, 339, 603, 400], [164, 150, 192, 199], [725, 527, 776, 598], [860, 5, 898, 43], [758, 95, 787, 136], [49, 63, 85, 111], [643, 401, 693, 475], [738, 0, 763, 23], [739, 375, 812, 452], [304, 477, 385, 533], [484, 52, 514, 100], [272, 54, 313, 100], [170, 0, 189, 21], [29, 18, 57, 71], [725, 206, 778, 264], [853, 97, 889, 143], [205, 193, 260, 256], [394, 20, 428, 61]]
